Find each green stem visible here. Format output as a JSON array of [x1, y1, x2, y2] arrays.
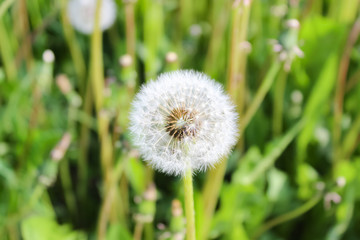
[[342, 113, 360, 158], [200, 157, 226, 240], [124, 1, 136, 63], [90, 0, 104, 112], [273, 69, 288, 137], [203, 1, 231, 77], [60, 0, 86, 95], [252, 193, 322, 239], [0, 18, 16, 81], [143, 0, 163, 81], [184, 168, 196, 240], [240, 61, 281, 131], [244, 119, 305, 184], [59, 158, 78, 219], [15, 0, 33, 70], [133, 222, 144, 240], [78, 83, 92, 199], [201, 61, 280, 239], [97, 159, 124, 240], [333, 18, 360, 162]]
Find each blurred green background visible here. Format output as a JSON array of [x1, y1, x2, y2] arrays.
[[1, 0, 360, 239]]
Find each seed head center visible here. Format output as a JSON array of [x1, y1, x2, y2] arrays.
[[165, 108, 198, 140]]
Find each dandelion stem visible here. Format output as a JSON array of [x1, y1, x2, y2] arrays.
[[184, 168, 196, 240]]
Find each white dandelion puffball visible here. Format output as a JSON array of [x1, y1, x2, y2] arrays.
[[67, 0, 117, 35], [129, 70, 239, 176]]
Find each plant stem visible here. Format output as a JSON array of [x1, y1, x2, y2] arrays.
[[201, 61, 280, 239], [90, 0, 116, 232], [273, 69, 288, 137], [14, 0, 33, 70], [244, 119, 305, 184], [184, 168, 196, 240], [203, 1, 231, 77], [60, 158, 78, 219], [97, 159, 124, 240], [134, 222, 144, 240], [333, 18, 360, 162], [143, 0, 163, 81], [90, 0, 104, 113], [252, 193, 322, 239], [342, 113, 360, 159], [200, 157, 226, 240], [60, 0, 86, 95], [240, 61, 281, 131], [78, 84, 92, 199], [0, 18, 16, 81], [124, 0, 136, 62]]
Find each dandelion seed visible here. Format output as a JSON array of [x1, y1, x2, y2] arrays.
[[67, 0, 117, 35], [129, 70, 239, 176]]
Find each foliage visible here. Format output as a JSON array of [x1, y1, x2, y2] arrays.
[[0, 0, 360, 239]]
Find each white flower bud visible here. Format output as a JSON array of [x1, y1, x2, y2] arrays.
[[42, 49, 55, 63], [129, 70, 239, 176]]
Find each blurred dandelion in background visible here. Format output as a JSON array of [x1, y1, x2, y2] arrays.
[[129, 70, 239, 176], [67, 0, 117, 34]]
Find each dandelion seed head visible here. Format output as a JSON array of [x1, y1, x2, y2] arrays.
[[129, 70, 239, 176], [67, 0, 117, 35]]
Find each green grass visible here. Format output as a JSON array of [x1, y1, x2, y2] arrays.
[[1, 0, 360, 239]]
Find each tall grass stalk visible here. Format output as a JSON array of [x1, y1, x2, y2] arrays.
[[203, 1, 231, 77], [342, 113, 360, 158], [142, 0, 163, 81], [124, 0, 136, 63], [333, 18, 360, 162], [90, 0, 116, 228], [14, 0, 32, 70], [272, 69, 288, 136], [60, 157, 78, 220], [97, 159, 124, 240], [227, 0, 252, 150], [27, 0, 42, 28], [0, 18, 16, 81], [60, 0, 86, 94], [201, 61, 280, 239], [78, 85, 92, 199], [60, 0, 88, 199]]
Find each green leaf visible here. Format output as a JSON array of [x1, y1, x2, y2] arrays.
[[106, 223, 133, 240], [21, 216, 86, 240], [296, 54, 338, 163], [125, 157, 146, 194]]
